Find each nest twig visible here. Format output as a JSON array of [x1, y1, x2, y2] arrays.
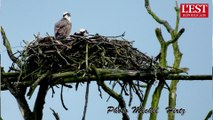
[[23, 34, 158, 75]]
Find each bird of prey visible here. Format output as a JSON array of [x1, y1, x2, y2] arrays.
[[74, 28, 89, 36], [54, 12, 72, 39]]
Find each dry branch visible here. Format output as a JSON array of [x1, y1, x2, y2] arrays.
[[144, 0, 173, 33], [169, 2, 183, 120], [1, 69, 211, 90], [0, 26, 21, 68], [50, 108, 60, 120], [93, 66, 130, 120], [144, 1, 187, 120]]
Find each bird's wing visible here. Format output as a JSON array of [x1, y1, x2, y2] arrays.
[[64, 22, 71, 36], [54, 18, 69, 34]]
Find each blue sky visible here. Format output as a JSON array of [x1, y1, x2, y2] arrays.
[[0, 0, 212, 120]]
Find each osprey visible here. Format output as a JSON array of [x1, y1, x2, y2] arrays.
[[54, 12, 72, 39], [74, 28, 89, 36]]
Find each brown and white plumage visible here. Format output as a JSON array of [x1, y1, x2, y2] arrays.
[[54, 12, 72, 39]]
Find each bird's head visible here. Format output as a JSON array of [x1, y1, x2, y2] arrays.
[[63, 12, 71, 22], [79, 28, 89, 35], [79, 29, 88, 34]]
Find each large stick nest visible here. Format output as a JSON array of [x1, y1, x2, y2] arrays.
[[23, 34, 159, 74]]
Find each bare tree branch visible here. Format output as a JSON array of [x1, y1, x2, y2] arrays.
[[33, 81, 49, 120], [144, 0, 174, 33], [92, 66, 130, 120], [204, 110, 212, 120], [0, 26, 21, 68], [50, 108, 60, 120], [1, 69, 212, 91]]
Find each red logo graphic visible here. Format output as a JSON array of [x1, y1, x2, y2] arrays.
[[180, 3, 208, 18]]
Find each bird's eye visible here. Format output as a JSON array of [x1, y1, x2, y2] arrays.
[[67, 13, 71, 16]]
